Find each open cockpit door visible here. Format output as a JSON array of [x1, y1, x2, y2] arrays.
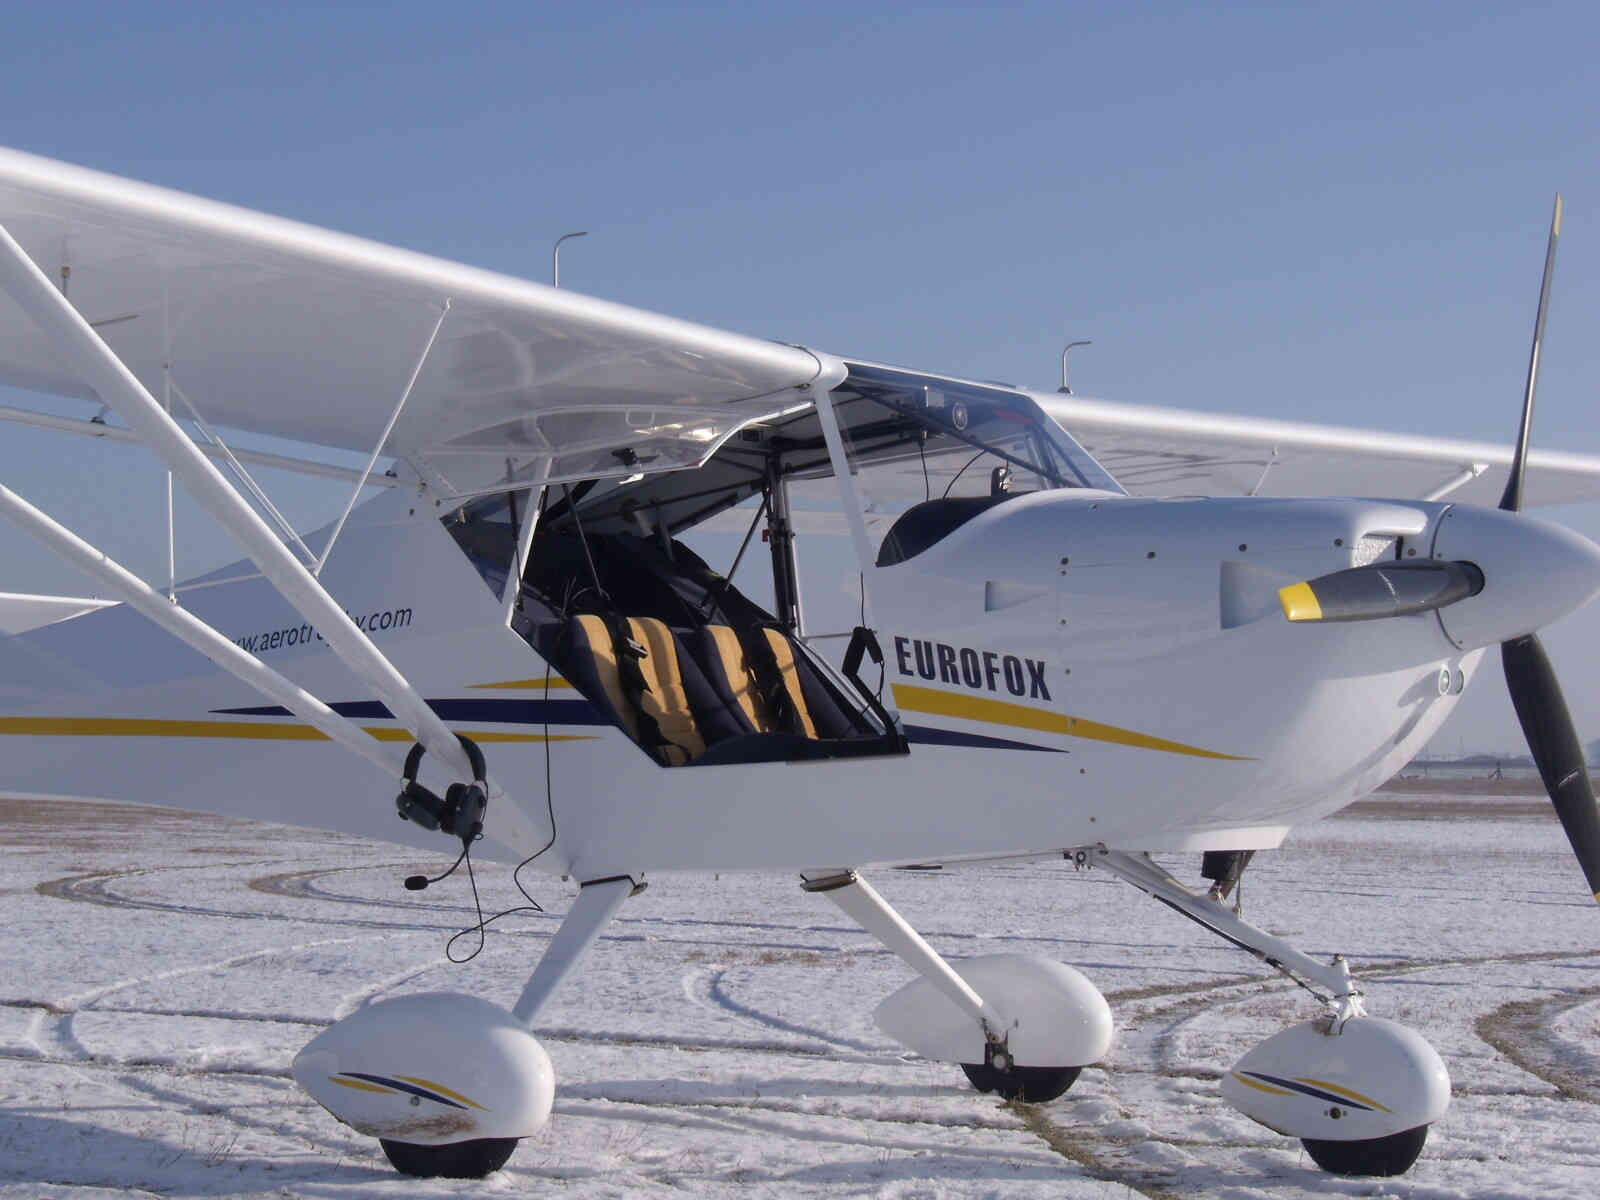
[[460, 360, 1126, 769]]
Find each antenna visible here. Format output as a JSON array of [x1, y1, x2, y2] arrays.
[[1059, 340, 1091, 393], [552, 231, 588, 288]]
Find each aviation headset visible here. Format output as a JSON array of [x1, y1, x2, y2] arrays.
[[395, 734, 488, 846]]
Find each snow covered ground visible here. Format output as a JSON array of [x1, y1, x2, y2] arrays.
[[1, 792, 1595, 1198]]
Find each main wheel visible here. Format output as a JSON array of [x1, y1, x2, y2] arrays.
[[1301, 1124, 1429, 1177], [379, 1136, 519, 1178], [961, 1062, 1082, 1103]]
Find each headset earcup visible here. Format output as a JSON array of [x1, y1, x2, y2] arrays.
[[396, 782, 445, 831], [443, 782, 486, 841]]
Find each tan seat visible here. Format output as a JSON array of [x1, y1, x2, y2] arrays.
[[698, 624, 777, 733], [627, 617, 706, 764], [568, 614, 705, 765], [761, 628, 817, 739]]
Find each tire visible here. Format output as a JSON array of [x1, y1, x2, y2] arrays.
[[961, 1061, 998, 1093], [1301, 1124, 1429, 1177], [960, 1062, 1082, 1103], [379, 1136, 519, 1178]]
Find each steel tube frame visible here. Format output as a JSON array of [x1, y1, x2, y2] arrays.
[[0, 219, 546, 848], [316, 299, 451, 575], [807, 359, 877, 600], [0, 403, 403, 487], [1422, 462, 1489, 503], [513, 874, 639, 1026], [169, 377, 319, 566], [803, 870, 1010, 1038], [1090, 848, 1364, 1019], [0, 479, 401, 777], [502, 460, 551, 622]]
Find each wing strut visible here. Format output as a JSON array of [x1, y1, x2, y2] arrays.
[[0, 403, 405, 486], [315, 298, 452, 575], [0, 220, 540, 846], [0, 479, 401, 777]]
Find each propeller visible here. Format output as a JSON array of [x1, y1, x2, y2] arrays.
[[1503, 633, 1600, 899], [1495, 194, 1600, 901], [1275, 197, 1600, 900]]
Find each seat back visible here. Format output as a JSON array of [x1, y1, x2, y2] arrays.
[[626, 617, 707, 765], [562, 614, 708, 765], [761, 628, 818, 739], [692, 625, 775, 733]]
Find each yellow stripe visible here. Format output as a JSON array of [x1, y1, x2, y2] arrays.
[[395, 1075, 486, 1110], [1278, 581, 1322, 622], [328, 1075, 395, 1095], [468, 676, 572, 690], [1295, 1077, 1390, 1113], [891, 684, 1250, 761], [360, 727, 589, 744], [0, 716, 589, 745], [1231, 1072, 1293, 1097], [0, 717, 329, 740]]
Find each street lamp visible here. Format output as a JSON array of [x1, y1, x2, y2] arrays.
[[1059, 340, 1092, 393], [552, 231, 588, 288]]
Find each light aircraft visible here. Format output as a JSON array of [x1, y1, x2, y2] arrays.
[[0, 146, 1597, 1183]]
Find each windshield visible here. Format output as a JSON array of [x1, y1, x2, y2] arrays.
[[839, 363, 1120, 495]]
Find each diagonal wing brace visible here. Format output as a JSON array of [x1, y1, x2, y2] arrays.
[[0, 479, 401, 777], [0, 221, 548, 852]]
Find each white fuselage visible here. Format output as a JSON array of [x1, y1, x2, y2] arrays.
[[5, 483, 1590, 879]]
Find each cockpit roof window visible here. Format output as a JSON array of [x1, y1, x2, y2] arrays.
[[551, 363, 1123, 540], [838, 363, 1122, 494]]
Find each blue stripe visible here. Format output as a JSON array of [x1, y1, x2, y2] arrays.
[[213, 697, 610, 726], [338, 1073, 467, 1109], [903, 724, 1063, 753], [1242, 1071, 1374, 1111]]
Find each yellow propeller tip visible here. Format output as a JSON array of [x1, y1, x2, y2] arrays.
[[1278, 582, 1323, 622]]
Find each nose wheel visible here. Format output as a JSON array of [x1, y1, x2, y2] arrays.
[[1301, 1126, 1429, 1177], [379, 1137, 520, 1179], [960, 1060, 1082, 1103]]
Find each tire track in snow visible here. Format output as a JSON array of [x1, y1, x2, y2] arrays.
[[1015, 947, 1600, 1196], [38, 865, 448, 933], [1476, 986, 1600, 1103], [29, 933, 377, 1063], [0, 931, 400, 1171], [683, 965, 882, 1054]]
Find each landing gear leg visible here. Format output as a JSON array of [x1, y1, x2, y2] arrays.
[[1087, 849, 1449, 1177], [802, 870, 1108, 1102], [514, 874, 645, 1024], [369, 873, 646, 1180]]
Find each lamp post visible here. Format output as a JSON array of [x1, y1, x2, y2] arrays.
[[1059, 340, 1092, 393], [552, 231, 588, 288]]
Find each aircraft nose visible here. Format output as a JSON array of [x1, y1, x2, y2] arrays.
[[1430, 505, 1600, 651]]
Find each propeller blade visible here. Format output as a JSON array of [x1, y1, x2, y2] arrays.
[[1502, 632, 1600, 901], [1499, 194, 1561, 514], [1279, 561, 1483, 624]]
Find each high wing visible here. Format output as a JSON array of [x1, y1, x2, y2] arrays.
[[3, 146, 1599, 509], [1039, 393, 1600, 507], [0, 146, 820, 498]]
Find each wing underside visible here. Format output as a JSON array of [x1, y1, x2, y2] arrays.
[[1041, 394, 1600, 507], [0, 147, 820, 498], [2, 146, 1598, 510]]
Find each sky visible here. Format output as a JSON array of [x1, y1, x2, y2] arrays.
[[0, 1, 1597, 754]]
